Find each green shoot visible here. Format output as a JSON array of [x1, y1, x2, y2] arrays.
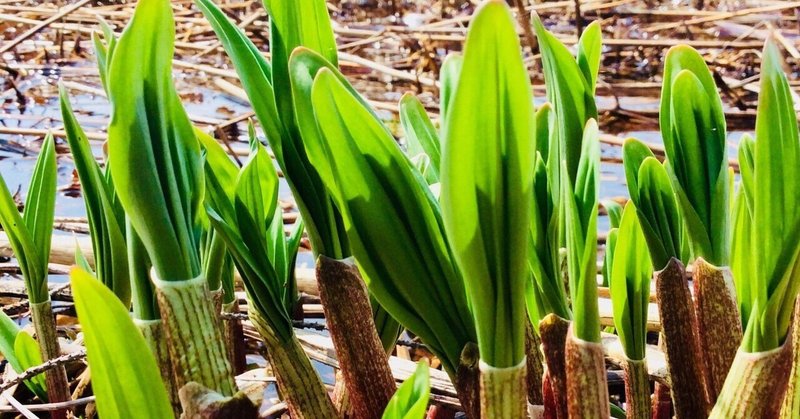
[[382, 361, 431, 419], [660, 45, 729, 266]]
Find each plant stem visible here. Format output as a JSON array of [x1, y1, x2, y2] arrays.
[[222, 300, 247, 375], [136, 318, 180, 416], [455, 342, 481, 419], [316, 256, 395, 419], [540, 314, 569, 419], [710, 345, 792, 418], [526, 319, 545, 405], [654, 258, 709, 417], [479, 358, 527, 418], [692, 258, 741, 403], [30, 301, 69, 419], [250, 311, 339, 419], [622, 358, 650, 419], [780, 298, 800, 418], [651, 336, 672, 419], [152, 275, 236, 397], [565, 327, 609, 419]]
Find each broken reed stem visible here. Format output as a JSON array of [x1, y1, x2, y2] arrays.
[[136, 318, 180, 417], [479, 358, 527, 418], [30, 301, 70, 419], [250, 311, 339, 419], [222, 300, 247, 375], [709, 344, 792, 418], [152, 275, 236, 397], [526, 319, 545, 405], [692, 258, 742, 404], [178, 382, 258, 419], [316, 256, 395, 419], [539, 314, 570, 419], [455, 342, 481, 419], [655, 258, 709, 417], [622, 358, 650, 419], [565, 327, 609, 419]]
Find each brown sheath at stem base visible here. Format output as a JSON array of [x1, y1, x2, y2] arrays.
[[31, 301, 70, 419], [710, 344, 792, 418], [455, 342, 481, 419], [526, 319, 545, 405], [622, 358, 650, 419], [251, 311, 340, 419], [692, 258, 742, 404], [539, 314, 569, 419], [651, 335, 672, 419], [655, 258, 709, 417], [780, 298, 800, 418], [222, 300, 247, 375], [136, 318, 180, 417], [565, 327, 609, 419], [316, 256, 396, 419]]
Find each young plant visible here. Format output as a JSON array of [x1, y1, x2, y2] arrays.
[[561, 120, 609, 418], [711, 39, 800, 417], [196, 1, 402, 413], [59, 86, 130, 307], [440, 2, 534, 416], [531, 19, 601, 417], [0, 133, 70, 413], [0, 310, 46, 401], [70, 268, 173, 419], [105, 0, 236, 398], [660, 45, 729, 266], [659, 45, 740, 406], [301, 61, 479, 416], [382, 361, 431, 419], [532, 16, 601, 203], [205, 131, 338, 418], [609, 203, 652, 419]]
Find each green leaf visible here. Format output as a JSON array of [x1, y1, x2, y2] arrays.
[[382, 361, 431, 419], [0, 134, 52, 304], [439, 53, 463, 125], [61, 86, 130, 306], [107, 0, 202, 281], [195, 0, 347, 259], [622, 137, 684, 270], [742, 39, 800, 352], [13, 331, 47, 401], [562, 119, 601, 342], [400, 93, 441, 182], [660, 45, 729, 265], [532, 14, 600, 185], [440, 0, 534, 368], [577, 21, 602, 93], [203, 130, 295, 342], [71, 268, 172, 418], [602, 200, 623, 229], [0, 311, 46, 400], [308, 67, 474, 376], [610, 203, 652, 360]]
